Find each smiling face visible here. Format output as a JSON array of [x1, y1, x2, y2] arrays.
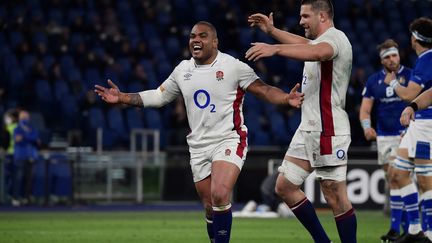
[[189, 23, 219, 65], [299, 4, 321, 39]]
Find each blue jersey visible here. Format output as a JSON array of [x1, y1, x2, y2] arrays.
[[411, 49, 432, 119], [362, 66, 412, 136]]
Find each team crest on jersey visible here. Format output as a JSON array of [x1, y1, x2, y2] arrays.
[[397, 76, 406, 85], [184, 73, 192, 81], [225, 149, 231, 156], [216, 71, 224, 81]]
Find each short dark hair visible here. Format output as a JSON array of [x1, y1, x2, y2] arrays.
[[194, 21, 218, 38], [376, 39, 399, 52], [409, 17, 432, 48], [301, 0, 334, 19]]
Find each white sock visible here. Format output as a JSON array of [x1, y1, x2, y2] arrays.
[[426, 230, 432, 240], [408, 223, 422, 235]]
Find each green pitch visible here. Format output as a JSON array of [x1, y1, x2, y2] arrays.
[[0, 210, 388, 243]]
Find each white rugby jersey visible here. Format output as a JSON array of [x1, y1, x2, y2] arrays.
[[159, 51, 258, 153], [299, 27, 352, 136]]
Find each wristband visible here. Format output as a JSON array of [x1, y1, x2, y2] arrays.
[[408, 102, 418, 112], [389, 79, 400, 89], [361, 119, 371, 130]]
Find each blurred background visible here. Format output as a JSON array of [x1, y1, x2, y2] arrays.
[[0, 0, 431, 208]]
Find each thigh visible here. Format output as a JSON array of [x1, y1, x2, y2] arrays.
[[377, 135, 400, 166], [211, 160, 240, 193], [195, 176, 212, 214], [190, 151, 212, 183]]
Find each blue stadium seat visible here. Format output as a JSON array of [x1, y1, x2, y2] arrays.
[[8, 67, 25, 89], [84, 68, 102, 88], [31, 156, 48, 198], [251, 129, 271, 146], [42, 55, 55, 71], [194, 4, 209, 20], [60, 55, 75, 75], [9, 31, 24, 49], [49, 153, 72, 198], [48, 9, 64, 25], [54, 80, 70, 101], [157, 61, 172, 81], [88, 107, 106, 130], [21, 54, 36, 76], [126, 108, 145, 130], [32, 32, 48, 48], [165, 37, 181, 59], [286, 110, 301, 137], [117, 57, 132, 80], [128, 81, 145, 93], [60, 94, 79, 129], [35, 80, 54, 118], [107, 107, 128, 143], [269, 112, 290, 145], [239, 27, 253, 50]]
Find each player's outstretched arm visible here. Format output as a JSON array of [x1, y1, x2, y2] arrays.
[[247, 80, 304, 108], [248, 12, 309, 45], [95, 79, 143, 106], [245, 42, 333, 62]]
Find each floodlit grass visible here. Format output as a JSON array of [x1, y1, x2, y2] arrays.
[[0, 210, 388, 243]]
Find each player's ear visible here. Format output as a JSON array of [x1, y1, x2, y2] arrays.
[[213, 38, 219, 48], [319, 11, 326, 22]]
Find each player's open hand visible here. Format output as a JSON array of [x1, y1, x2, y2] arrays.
[[248, 12, 274, 34], [287, 83, 304, 108], [245, 43, 277, 61], [400, 106, 415, 127], [94, 79, 121, 104], [363, 127, 377, 141], [383, 71, 396, 85]]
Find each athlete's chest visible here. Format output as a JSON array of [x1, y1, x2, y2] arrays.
[[179, 68, 238, 94], [178, 68, 239, 108]]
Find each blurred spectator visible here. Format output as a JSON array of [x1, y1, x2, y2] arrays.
[[2, 109, 19, 202], [11, 110, 40, 206], [235, 172, 294, 218]]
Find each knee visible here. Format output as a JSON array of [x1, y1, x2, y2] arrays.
[[320, 180, 349, 211], [321, 181, 338, 206], [275, 176, 299, 200], [211, 186, 230, 205], [417, 176, 431, 192]]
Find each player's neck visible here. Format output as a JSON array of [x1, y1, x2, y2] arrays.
[[317, 21, 334, 38], [416, 46, 430, 56], [194, 51, 218, 66]]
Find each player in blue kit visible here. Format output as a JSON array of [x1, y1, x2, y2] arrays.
[[359, 39, 412, 242], [383, 17, 432, 243]]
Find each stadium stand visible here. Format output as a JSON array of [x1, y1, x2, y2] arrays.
[[0, 0, 431, 150]]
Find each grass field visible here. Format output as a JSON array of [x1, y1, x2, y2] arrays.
[[0, 210, 388, 243]]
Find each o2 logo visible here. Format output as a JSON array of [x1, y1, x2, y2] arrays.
[[193, 89, 216, 112]]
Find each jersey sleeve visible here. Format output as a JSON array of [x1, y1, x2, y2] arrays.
[[410, 59, 428, 88], [318, 29, 340, 59], [236, 60, 259, 90], [362, 75, 375, 98], [159, 67, 181, 103]]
